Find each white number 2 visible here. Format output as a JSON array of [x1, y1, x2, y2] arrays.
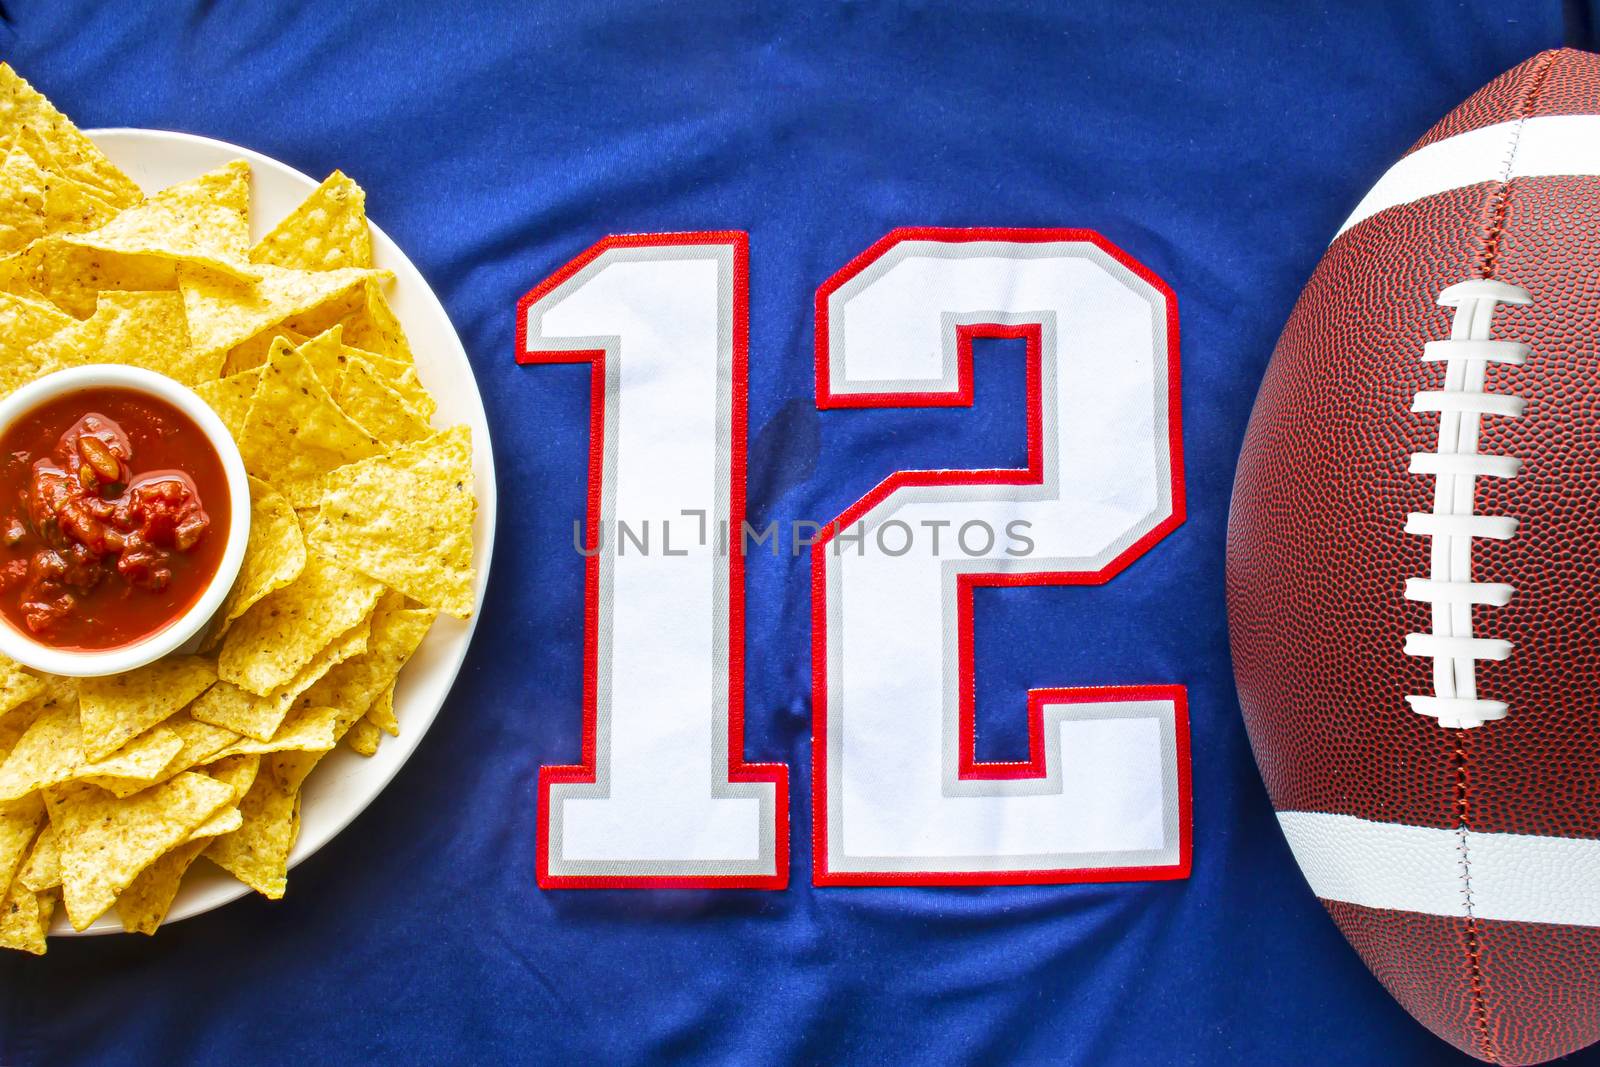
[[812, 228, 1190, 885], [521, 228, 1189, 889]]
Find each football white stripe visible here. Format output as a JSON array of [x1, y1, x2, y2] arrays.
[[1278, 810, 1600, 927], [1336, 114, 1600, 238]]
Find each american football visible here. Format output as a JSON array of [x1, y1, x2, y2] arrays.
[[1229, 48, 1600, 1065]]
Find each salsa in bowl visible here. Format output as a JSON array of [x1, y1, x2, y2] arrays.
[[0, 365, 250, 676]]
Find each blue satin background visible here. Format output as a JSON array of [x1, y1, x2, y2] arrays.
[[0, 2, 1579, 1064]]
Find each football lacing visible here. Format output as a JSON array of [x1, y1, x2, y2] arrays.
[[1402, 278, 1530, 729]]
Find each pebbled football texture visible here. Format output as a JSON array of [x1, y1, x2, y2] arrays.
[[1228, 49, 1600, 1065]]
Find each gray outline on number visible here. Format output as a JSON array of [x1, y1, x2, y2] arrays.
[[824, 240, 1180, 874], [525, 243, 777, 879]]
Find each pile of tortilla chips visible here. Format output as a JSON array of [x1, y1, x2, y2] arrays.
[[0, 65, 477, 952]]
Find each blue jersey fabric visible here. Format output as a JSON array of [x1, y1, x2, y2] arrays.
[[0, 2, 1583, 1064]]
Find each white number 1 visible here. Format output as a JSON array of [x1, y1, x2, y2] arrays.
[[520, 233, 787, 888]]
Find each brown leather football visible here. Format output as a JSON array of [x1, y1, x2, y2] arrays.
[[1229, 48, 1600, 1066]]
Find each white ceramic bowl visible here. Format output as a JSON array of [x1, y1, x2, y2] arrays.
[[0, 364, 252, 677]]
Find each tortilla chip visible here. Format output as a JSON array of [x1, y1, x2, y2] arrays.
[[203, 760, 300, 899], [0, 678, 69, 760], [338, 277, 413, 365], [0, 695, 183, 802], [353, 345, 435, 420], [85, 714, 241, 795], [63, 160, 253, 280], [300, 605, 433, 749], [17, 824, 58, 891], [0, 793, 44, 886], [336, 356, 431, 447], [0, 880, 50, 954], [37, 289, 206, 384], [180, 263, 378, 368], [207, 704, 342, 762], [221, 325, 305, 377], [48, 774, 234, 930], [367, 680, 399, 737], [216, 553, 381, 697], [211, 477, 306, 639], [308, 426, 476, 617], [0, 143, 123, 254], [115, 839, 202, 935], [0, 656, 43, 720], [116, 754, 258, 935], [0, 288, 73, 398], [250, 170, 373, 271], [0, 64, 142, 207], [85, 707, 242, 794], [189, 805, 242, 840], [23, 236, 180, 319], [198, 610, 370, 740], [236, 335, 383, 506], [207, 753, 261, 800], [78, 655, 216, 762], [195, 365, 262, 441], [344, 716, 381, 756]]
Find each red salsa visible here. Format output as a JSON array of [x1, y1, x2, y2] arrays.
[[0, 388, 230, 651]]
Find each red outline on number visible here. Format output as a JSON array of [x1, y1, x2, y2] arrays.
[[517, 231, 789, 890], [810, 227, 1189, 887]]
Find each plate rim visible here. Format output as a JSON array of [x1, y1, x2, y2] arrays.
[[50, 126, 499, 935]]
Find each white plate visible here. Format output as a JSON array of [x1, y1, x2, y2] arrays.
[[53, 129, 498, 934]]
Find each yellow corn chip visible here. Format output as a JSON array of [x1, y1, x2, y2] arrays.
[[236, 335, 384, 506], [0, 698, 183, 802], [195, 365, 262, 441], [0, 677, 70, 760], [0, 793, 45, 886], [198, 610, 370, 740], [86, 709, 241, 795], [0, 64, 142, 207], [0, 288, 73, 398], [207, 753, 262, 800], [180, 263, 379, 367], [221, 325, 306, 377], [295, 606, 434, 777], [189, 805, 242, 840], [208, 704, 342, 761], [116, 754, 259, 935], [217, 553, 382, 697], [250, 170, 373, 271], [17, 824, 58, 892], [292, 324, 350, 387], [367, 680, 399, 737], [344, 717, 381, 756], [308, 426, 476, 618], [78, 655, 216, 761], [48, 774, 234, 930], [37, 289, 206, 384], [336, 356, 431, 447], [116, 839, 203, 935], [204, 759, 300, 899], [63, 160, 253, 280], [0, 143, 123, 254], [269, 606, 431, 788], [0, 880, 50, 954], [0, 656, 44, 720], [338, 277, 414, 365], [85, 714, 241, 797], [24, 236, 180, 318], [350, 344, 436, 420], [212, 477, 306, 638]]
